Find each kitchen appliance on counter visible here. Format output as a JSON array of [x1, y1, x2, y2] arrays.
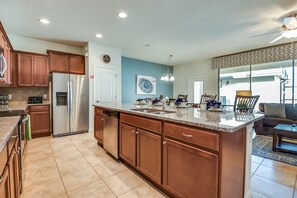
[[103, 109, 119, 159], [51, 73, 89, 136], [27, 96, 43, 104]]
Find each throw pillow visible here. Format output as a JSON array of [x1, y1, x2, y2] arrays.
[[264, 103, 286, 118]]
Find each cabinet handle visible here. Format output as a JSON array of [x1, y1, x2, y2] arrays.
[[182, 133, 193, 138], [131, 130, 135, 133], [135, 131, 139, 134], [101, 119, 104, 121], [0, 175, 2, 183], [10, 135, 18, 138], [163, 141, 167, 144]]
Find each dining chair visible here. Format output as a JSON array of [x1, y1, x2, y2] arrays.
[[200, 93, 217, 104], [177, 94, 188, 101], [233, 95, 260, 113]]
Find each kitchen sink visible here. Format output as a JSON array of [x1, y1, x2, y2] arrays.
[[130, 108, 176, 114]]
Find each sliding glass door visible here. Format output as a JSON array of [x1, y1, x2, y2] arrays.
[[219, 65, 250, 105]]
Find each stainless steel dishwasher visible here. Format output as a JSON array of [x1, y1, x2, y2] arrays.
[[103, 110, 119, 159]]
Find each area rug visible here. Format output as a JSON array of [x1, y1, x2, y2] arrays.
[[252, 135, 297, 166]]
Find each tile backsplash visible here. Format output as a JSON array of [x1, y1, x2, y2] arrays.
[[0, 87, 49, 103]]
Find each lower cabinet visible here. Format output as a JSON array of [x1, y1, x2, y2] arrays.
[[29, 105, 50, 138], [120, 123, 162, 184], [163, 138, 218, 198], [119, 123, 137, 166], [137, 129, 161, 184], [0, 127, 21, 198], [0, 166, 10, 198], [8, 144, 20, 198], [94, 107, 104, 144]]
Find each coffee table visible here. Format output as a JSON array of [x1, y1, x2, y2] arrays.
[[273, 124, 297, 154]]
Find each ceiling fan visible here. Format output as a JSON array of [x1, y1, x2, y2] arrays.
[[251, 15, 297, 44]]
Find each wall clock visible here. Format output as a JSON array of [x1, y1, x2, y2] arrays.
[[103, 54, 111, 63]]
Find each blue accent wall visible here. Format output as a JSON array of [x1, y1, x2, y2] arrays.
[[122, 57, 173, 103]]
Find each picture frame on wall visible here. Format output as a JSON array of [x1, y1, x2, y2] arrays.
[[136, 75, 156, 95]]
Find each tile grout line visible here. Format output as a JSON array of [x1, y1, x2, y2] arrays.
[[49, 136, 71, 198], [70, 134, 119, 197]]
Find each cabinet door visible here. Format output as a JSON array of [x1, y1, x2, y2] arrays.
[[94, 114, 104, 143], [69, 55, 84, 74], [18, 53, 33, 86], [33, 56, 48, 87], [137, 129, 161, 184], [120, 123, 137, 166], [8, 147, 20, 198], [0, 166, 10, 198], [49, 52, 68, 73], [163, 138, 218, 198], [30, 111, 50, 136]]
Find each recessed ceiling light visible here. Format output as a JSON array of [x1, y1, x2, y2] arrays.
[[118, 12, 127, 18], [144, 44, 151, 47], [96, 34, 103, 38], [39, 18, 50, 24]]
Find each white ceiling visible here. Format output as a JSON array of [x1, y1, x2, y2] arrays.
[[0, 0, 297, 66]]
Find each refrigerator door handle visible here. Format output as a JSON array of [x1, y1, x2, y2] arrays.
[[69, 81, 73, 114], [67, 81, 70, 115]]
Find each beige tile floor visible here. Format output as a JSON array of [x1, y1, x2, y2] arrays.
[[21, 133, 166, 198], [21, 132, 297, 198]]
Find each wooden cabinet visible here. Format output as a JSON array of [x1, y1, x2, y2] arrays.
[[0, 127, 22, 198], [120, 123, 137, 166], [18, 53, 33, 86], [94, 107, 104, 145], [8, 140, 20, 198], [163, 138, 218, 198], [47, 50, 85, 74], [0, 22, 13, 85], [33, 56, 48, 86], [29, 105, 50, 138], [120, 113, 162, 184], [137, 129, 161, 184], [17, 53, 48, 87], [0, 166, 10, 198], [68, 55, 85, 74]]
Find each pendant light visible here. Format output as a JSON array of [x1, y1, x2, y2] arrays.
[[161, 55, 175, 81]]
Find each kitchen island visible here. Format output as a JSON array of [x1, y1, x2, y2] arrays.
[[93, 104, 264, 198]]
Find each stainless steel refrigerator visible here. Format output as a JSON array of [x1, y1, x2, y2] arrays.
[[52, 73, 89, 136]]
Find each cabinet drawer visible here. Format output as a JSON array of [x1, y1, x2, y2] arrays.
[[30, 105, 49, 112], [121, 113, 162, 134], [94, 107, 103, 115], [164, 122, 219, 151], [0, 145, 8, 175]]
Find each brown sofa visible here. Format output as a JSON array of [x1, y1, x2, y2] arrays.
[[254, 103, 297, 136]]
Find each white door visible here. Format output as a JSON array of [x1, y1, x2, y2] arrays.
[[94, 67, 117, 105], [188, 77, 205, 103]]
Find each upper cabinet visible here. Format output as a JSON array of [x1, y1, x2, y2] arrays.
[[47, 50, 85, 74], [17, 52, 49, 87], [0, 22, 13, 86]]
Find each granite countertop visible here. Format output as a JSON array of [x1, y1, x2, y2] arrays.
[[0, 116, 20, 153], [93, 103, 264, 133], [0, 102, 51, 112]]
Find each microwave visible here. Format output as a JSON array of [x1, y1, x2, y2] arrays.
[[0, 53, 7, 79]]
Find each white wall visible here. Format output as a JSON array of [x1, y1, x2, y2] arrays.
[[8, 34, 83, 54], [87, 42, 121, 132], [173, 59, 218, 102]]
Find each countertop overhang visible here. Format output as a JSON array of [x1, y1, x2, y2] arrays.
[[93, 103, 264, 133]]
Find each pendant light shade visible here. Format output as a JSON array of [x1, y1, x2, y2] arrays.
[[161, 55, 175, 81]]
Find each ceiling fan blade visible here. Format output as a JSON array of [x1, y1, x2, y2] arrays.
[[250, 30, 283, 38], [269, 35, 284, 44]]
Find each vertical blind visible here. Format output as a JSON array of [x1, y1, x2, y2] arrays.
[[212, 42, 297, 69]]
